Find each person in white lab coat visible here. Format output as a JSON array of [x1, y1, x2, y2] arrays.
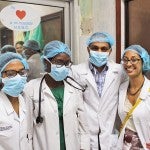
[[117, 45, 150, 150], [71, 32, 126, 150], [0, 52, 31, 150], [24, 40, 90, 150]]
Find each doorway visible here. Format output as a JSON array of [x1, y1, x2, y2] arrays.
[[125, 0, 150, 79], [0, 0, 70, 48]]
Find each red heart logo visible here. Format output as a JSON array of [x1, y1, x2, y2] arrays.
[[16, 10, 26, 20]]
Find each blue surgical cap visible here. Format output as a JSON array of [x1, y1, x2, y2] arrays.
[[123, 45, 150, 72], [0, 52, 29, 77], [1, 45, 16, 54], [43, 40, 71, 59], [86, 32, 115, 47]]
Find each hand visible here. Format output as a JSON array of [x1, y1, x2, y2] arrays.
[[146, 143, 150, 149]]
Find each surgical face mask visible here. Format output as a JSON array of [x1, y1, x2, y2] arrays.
[[89, 51, 109, 67], [49, 63, 70, 81], [2, 74, 27, 97]]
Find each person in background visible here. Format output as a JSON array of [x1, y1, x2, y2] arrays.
[[71, 32, 126, 149], [23, 40, 43, 81], [0, 52, 32, 150], [117, 45, 150, 150], [24, 40, 90, 150], [1, 45, 16, 54], [15, 41, 24, 54]]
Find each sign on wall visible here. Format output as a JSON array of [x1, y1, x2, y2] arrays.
[[0, 4, 41, 31]]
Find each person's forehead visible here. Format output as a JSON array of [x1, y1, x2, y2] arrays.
[[4, 60, 24, 71], [16, 44, 23, 47], [90, 42, 110, 47]]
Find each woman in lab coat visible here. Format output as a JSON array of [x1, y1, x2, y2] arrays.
[[117, 45, 150, 150], [24, 41, 90, 150], [0, 52, 31, 150]]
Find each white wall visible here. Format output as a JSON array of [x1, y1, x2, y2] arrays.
[[74, 0, 117, 64]]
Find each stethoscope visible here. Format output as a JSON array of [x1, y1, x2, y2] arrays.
[[36, 75, 87, 124]]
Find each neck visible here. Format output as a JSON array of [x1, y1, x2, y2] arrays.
[[94, 64, 106, 73], [129, 74, 145, 88], [7, 95, 18, 102], [45, 74, 64, 88]]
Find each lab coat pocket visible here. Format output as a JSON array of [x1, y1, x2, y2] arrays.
[[0, 122, 13, 137]]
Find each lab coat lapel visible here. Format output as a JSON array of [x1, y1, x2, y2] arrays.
[[42, 80, 58, 112], [80, 61, 98, 92], [101, 62, 120, 97], [63, 81, 73, 112], [119, 81, 129, 112], [1, 92, 14, 115]]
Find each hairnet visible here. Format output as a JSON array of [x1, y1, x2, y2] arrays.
[[1, 45, 16, 54], [123, 45, 150, 72], [86, 32, 115, 47], [23, 40, 40, 51], [43, 40, 71, 59], [0, 52, 29, 77]]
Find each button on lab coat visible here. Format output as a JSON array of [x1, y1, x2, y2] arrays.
[[24, 78, 90, 150], [0, 92, 31, 150], [71, 61, 126, 150]]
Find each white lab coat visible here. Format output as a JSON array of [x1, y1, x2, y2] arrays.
[[117, 77, 150, 150], [0, 92, 31, 150], [71, 60, 126, 150], [24, 77, 90, 150]]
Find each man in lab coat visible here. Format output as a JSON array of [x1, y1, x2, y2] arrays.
[[71, 32, 126, 150]]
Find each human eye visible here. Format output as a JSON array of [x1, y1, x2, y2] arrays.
[[19, 69, 28, 76], [130, 58, 139, 64], [5, 70, 17, 78], [89, 46, 99, 51], [122, 57, 128, 64], [101, 47, 109, 52]]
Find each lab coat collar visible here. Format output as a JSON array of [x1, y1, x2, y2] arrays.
[[63, 81, 74, 110], [40, 78, 74, 112], [119, 76, 150, 104], [101, 61, 121, 97], [1, 92, 14, 115], [139, 76, 150, 100], [78, 60, 99, 92], [1, 92, 26, 117]]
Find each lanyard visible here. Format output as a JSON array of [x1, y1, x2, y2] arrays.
[[120, 98, 142, 133]]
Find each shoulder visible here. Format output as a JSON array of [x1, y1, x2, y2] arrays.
[[24, 78, 41, 92], [72, 61, 88, 70], [108, 60, 123, 70]]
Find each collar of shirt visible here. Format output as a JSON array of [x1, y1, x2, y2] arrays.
[[89, 62, 108, 75]]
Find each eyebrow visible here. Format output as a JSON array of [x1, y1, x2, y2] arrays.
[[4, 68, 25, 72]]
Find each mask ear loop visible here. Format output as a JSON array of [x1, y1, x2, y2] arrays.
[[36, 75, 45, 124], [65, 76, 87, 92]]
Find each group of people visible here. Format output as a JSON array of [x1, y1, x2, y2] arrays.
[[0, 32, 149, 150]]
